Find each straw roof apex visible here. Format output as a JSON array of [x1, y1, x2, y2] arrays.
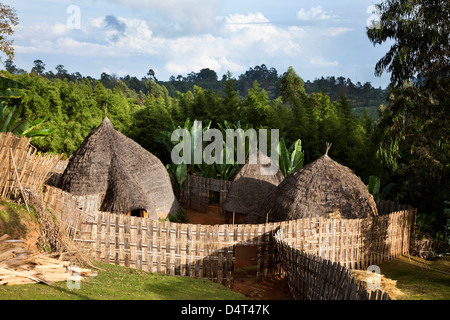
[[265, 148, 378, 221]]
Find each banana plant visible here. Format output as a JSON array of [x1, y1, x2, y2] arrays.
[[166, 162, 187, 202], [158, 118, 214, 197], [215, 120, 254, 180], [0, 76, 54, 140], [277, 137, 304, 177], [367, 175, 396, 200]]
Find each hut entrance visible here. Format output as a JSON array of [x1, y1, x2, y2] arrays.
[[234, 244, 258, 271], [128, 209, 148, 218], [209, 190, 220, 205]]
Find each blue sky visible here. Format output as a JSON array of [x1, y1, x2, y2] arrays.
[[4, 0, 392, 88]]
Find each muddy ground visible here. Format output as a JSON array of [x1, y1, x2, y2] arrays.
[[185, 204, 292, 300]]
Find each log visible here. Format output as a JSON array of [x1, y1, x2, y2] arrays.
[[0, 267, 50, 285]]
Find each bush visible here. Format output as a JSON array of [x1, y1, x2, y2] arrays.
[[167, 207, 187, 223]]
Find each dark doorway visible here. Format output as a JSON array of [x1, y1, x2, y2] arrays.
[[129, 209, 148, 218], [209, 191, 220, 205]]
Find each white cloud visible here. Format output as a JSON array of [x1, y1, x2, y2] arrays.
[[323, 27, 352, 37], [309, 57, 339, 67], [297, 6, 334, 21], [223, 12, 270, 25], [106, 0, 220, 33], [52, 23, 68, 35], [14, 11, 309, 76]]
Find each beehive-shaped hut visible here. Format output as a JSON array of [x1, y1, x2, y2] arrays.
[[266, 145, 378, 222], [60, 116, 178, 220], [223, 151, 284, 224]]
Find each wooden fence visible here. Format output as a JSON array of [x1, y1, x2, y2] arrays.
[[275, 232, 391, 300], [183, 175, 232, 214], [0, 133, 62, 199], [63, 204, 415, 288], [375, 199, 413, 215], [275, 209, 416, 271], [45, 159, 69, 187]]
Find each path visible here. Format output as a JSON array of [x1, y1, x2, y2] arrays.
[[185, 204, 293, 300]]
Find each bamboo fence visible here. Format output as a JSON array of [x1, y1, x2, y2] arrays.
[[0, 133, 62, 200], [275, 232, 391, 300], [275, 209, 416, 271]]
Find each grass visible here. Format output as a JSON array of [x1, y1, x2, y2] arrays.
[[378, 255, 450, 300], [0, 262, 247, 300]]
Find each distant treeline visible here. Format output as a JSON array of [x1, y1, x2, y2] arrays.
[[2, 62, 382, 183], [5, 60, 386, 118]]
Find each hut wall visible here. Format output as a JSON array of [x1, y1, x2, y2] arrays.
[[376, 199, 413, 215], [72, 193, 104, 214], [183, 175, 232, 214]]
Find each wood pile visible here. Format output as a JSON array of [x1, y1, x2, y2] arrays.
[[0, 234, 97, 286]]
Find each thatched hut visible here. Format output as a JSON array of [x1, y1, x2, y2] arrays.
[[60, 116, 178, 220], [265, 145, 378, 222], [223, 151, 284, 224]]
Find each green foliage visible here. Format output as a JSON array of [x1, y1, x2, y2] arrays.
[[366, 175, 396, 200], [165, 162, 187, 202], [367, 0, 449, 240], [0, 75, 54, 140], [277, 138, 304, 177], [167, 207, 188, 223]]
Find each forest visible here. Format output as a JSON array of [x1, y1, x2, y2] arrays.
[[2, 64, 380, 178], [0, 0, 448, 251]]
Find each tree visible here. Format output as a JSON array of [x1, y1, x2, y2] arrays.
[[55, 64, 68, 79], [219, 71, 239, 124], [31, 60, 46, 76], [0, 3, 18, 60], [147, 69, 157, 81], [0, 76, 54, 140], [196, 68, 218, 82], [279, 66, 307, 107], [367, 0, 449, 92], [4, 59, 16, 73], [367, 0, 450, 239]]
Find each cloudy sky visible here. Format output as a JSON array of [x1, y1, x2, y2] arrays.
[[4, 0, 392, 88]]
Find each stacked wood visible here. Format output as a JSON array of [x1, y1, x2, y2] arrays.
[[0, 234, 97, 285]]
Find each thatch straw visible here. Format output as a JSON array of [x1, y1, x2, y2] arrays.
[[265, 147, 378, 221], [60, 117, 178, 219], [223, 151, 284, 224], [351, 270, 405, 300]]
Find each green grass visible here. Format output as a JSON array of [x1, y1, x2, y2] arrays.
[[379, 255, 450, 300], [0, 262, 247, 300]]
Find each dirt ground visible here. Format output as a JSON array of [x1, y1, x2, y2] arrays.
[[185, 204, 293, 300]]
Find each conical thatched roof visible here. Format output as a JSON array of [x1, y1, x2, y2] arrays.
[[60, 117, 178, 219], [223, 151, 284, 224], [265, 147, 378, 221]]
